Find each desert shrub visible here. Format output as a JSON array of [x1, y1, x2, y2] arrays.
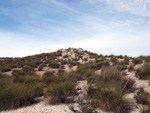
[[60, 65, 65, 69], [84, 58, 88, 61], [49, 61, 60, 68], [61, 60, 67, 65], [57, 52, 62, 56], [135, 88, 150, 106], [47, 81, 75, 104], [114, 65, 128, 71], [116, 59, 129, 66], [70, 61, 78, 66], [78, 61, 109, 71], [73, 58, 78, 62], [27, 62, 39, 68], [82, 105, 97, 113], [117, 55, 124, 59], [45, 73, 76, 104], [145, 57, 150, 63], [0, 76, 43, 110], [63, 55, 68, 58], [13, 76, 42, 84], [12, 66, 35, 76], [128, 65, 134, 72], [58, 69, 65, 76], [132, 57, 143, 65], [101, 56, 106, 60], [79, 55, 83, 59], [38, 64, 45, 71], [1, 67, 11, 72], [142, 108, 150, 113], [111, 56, 117, 63], [76, 67, 95, 78], [42, 71, 54, 81], [22, 66, 35, 75], [38, 66, 43, 71], [124, 56, 130, 64], [76, 61, 109, 79], [87, 67, 133, 112], [12, 70, 26, 76], [11, 64, 18, 68], [136, 64, 150, 79], [0, 73, 8, 79]]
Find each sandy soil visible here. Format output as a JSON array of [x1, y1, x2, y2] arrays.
[[95, 69, 101, 74], [1, 101, 73, 113]]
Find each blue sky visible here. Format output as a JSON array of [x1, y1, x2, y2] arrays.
[[0, 0, 150, 57]]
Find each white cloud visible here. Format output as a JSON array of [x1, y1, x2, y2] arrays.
[[0, 0, 150, 57], [0, 32, 71, 57], [0, 29, 150, 57], [71, 31, 150, 57], [90, 0, 150, 17]]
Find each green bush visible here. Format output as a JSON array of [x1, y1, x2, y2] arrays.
[[87, 67, 133, 112], [42, 71, 54, 81], [38, 65, 44, 71], [1, 67, 11, 72], [128, 65, 134, 72], [116, 58, 129, 65], [49, 61, 60, 68], [111, 56, 117, 63], [135, 88, 150, 106], [0, 76, 43, 110], [142, 108, 150, 113], [77, 61, 109, 72], [136, 64, 150, 79], [58, 69, 65, 76], [61, 60, 67, 65], [77, 68, 95, 78], [12, 70, 26, 76], [0, 73, 7, 78], [132, 58, 142, 65], [22, 66, 35, 75], [45, 74, 76, 104], [63, 55, 69, 58], [82, 106, 97, 113], [70, 61, 78, 66], [145, 57, 150, 63]]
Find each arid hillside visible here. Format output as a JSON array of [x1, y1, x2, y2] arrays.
[[0, 48, 150, 113]]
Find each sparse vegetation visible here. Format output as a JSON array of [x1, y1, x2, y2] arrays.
[[142, 108, 150, 113], [135, 88, 150, 106], [49, 61, 60, 68], [128, 65, 134, 72], [132, 57, 143, 65], [82, 106, 97, 113], [0, 48, 150, 112], [87, 67, 133, 113], [38, 64, 45, 71], [136, 64, 150, 79], [0, 75, 43, 110], [45, 73, 76, 104], [111, 56, 117, 63]]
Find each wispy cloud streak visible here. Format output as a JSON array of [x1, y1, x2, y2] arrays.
[[90, 0, 150, 17]]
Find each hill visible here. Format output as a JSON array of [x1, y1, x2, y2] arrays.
[[0, 48, 150, 113]]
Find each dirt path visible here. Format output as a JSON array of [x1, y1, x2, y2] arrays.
[[69, 80, 88, 113]]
